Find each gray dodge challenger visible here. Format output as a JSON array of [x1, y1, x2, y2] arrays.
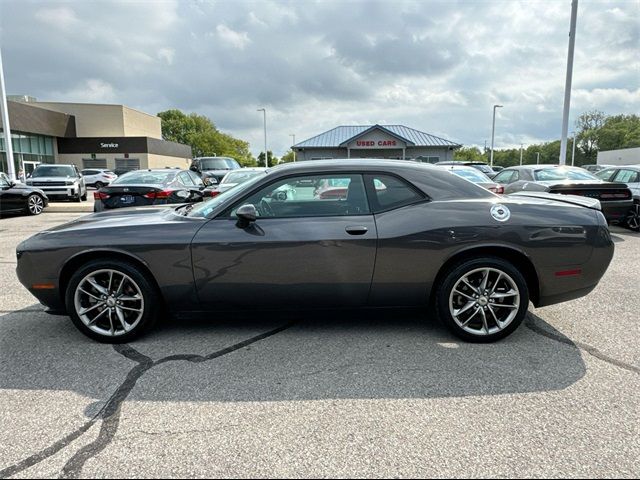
[[16, 160, 614, 343]]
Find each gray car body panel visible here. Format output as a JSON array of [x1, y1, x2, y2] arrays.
[[16, 160, 614, 315]]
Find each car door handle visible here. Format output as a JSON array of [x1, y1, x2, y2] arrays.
[[345, 226, 368, 235]]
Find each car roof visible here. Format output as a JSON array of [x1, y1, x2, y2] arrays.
[[501, 164, 586, 171], [598, 165, 640, 171], [435, 161, 489, 166]]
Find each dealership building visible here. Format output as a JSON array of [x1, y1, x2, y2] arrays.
[[292, 124, 461, 162], [0, 96, 192, 176]]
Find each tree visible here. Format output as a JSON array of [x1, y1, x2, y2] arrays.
[[256, 151, 279, 167], [597, 114, 640, 152], [280, 150, 296, 163], [575, 110, 607, 162], [454, 146, 484, 162], [157, 109, 257, 166]]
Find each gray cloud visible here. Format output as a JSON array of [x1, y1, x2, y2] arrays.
[[0, 0, 638, 156]]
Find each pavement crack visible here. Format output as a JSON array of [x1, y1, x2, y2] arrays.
[[0, 322, 295, 480], [525, 313, 640, 375]]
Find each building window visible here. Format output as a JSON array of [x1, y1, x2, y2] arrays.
[[415, 156, 440, 164], [115, 158, 140, 174]]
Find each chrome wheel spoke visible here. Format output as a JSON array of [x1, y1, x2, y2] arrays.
[[74, 269, 144, 337], [449, 267, 521, 336]]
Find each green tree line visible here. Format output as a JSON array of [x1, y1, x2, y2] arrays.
[[157, 109, 296, 167], [455, 111, 639, 167]]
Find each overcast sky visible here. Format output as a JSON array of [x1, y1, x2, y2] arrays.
[[1, 0, 638, 156]]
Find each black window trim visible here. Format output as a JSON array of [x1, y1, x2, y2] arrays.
[[363, 172, 429, 214]]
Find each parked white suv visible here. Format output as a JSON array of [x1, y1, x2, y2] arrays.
[[26, 164, 87, 202], [81, 168, 118, 188]]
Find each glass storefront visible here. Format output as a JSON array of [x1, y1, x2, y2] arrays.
[[0, 130, 56, 178]]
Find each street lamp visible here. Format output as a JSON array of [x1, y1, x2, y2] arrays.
[[571, 131, 577, 166], [536, 152, 541, 165], [490, 104, 503, 167], [520, 144, 524, 166], [289, 134, 296, 162], [257, 108, 267, 167], [0, 48, 16, 181]]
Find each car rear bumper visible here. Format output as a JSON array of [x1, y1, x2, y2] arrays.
[[601, 200, 633, 223]]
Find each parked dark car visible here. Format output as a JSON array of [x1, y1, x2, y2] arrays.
[[436, 161, 496, 178], [493, 165, 633, 224], [190, 157, 241, 186], [93, 168, 206, 212], [595, 165, 640, 231], [17, 160, 614, 343], [0, 172, 48, 216]]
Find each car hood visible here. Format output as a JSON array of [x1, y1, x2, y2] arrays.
[[202, 169, 233, 177], [41, 205, 185, 234]]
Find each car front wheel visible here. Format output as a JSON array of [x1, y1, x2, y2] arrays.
[[65, 259, 160, 342], [26, 194, 45, 215], [436, 257, 529, 342]]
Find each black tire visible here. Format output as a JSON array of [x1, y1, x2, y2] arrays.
[[81, 190, 87, 201], [65, 259, 161, 343], [26, 194, 45, 216], [94, 182, 104, 189], [435, 256, 529, 343], [625, 202, 640, 232]]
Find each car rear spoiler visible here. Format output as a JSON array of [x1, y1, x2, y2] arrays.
[[508, 191, 602, 210]]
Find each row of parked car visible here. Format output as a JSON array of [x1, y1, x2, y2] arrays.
[[1, 156, 639, 232]]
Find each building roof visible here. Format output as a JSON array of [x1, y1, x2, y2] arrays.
[[294, 124, 461, 149]]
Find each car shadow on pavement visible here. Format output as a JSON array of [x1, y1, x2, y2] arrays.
[[0, 305, 586, 403]]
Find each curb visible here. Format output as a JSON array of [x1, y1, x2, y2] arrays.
[[46, 203, 94, 213]]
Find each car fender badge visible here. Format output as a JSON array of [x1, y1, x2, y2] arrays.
[[491, 204, 511, 222]]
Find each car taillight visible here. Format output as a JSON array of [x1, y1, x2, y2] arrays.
[[600, 191, 632, 200], [94, 192, 110, 200], [489, 185, 504, 194], [144, 190, 172, 199], [208, 190, 221, 197]]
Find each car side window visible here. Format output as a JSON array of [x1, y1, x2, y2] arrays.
[[0, 176, 9, 188], [613, 169, 639, 184], [179, 172, 196, 186], [188, 171, 204, 187], [364, 174, 425, 213], [494, 170, 516, 184], [228, 174, 370, 218], [596, 169, 617, 182]]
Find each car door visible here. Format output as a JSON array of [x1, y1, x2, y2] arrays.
[[191, 173, 377, 309], [493, 170, 521, 193], [0, 175, 21, 212]]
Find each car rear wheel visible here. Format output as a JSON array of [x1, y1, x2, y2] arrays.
[[436, 257, 529, 342], [26, 194, 45, 215], [625, 203, 640, 232], [65, 259, 160, 343]]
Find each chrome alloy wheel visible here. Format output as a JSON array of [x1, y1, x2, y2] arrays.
[[28, 195, 44, 215], [627, 204, 640, 231], [73, 269, 144, 337], [449, 267, 520, 336]]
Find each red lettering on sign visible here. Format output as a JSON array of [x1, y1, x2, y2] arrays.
[[378, 140, 397, 147], [357, 141, 375, 147]]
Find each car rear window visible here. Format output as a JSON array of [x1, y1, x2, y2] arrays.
[[450, 168, 491, 183], [112, 170, 176, 185], [199, 158, 240, 170], [534, 168, 598, 181]]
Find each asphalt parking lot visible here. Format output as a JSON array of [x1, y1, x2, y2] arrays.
[[1, 212, 638, 478]]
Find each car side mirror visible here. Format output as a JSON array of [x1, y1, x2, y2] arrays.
[[190, 165, 199, 173], [236, 204, 257, 228]]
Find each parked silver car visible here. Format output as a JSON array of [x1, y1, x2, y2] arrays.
[[81, 168, 118, 189], [595, 165, 640, 231], [26, 164, 87, 202]]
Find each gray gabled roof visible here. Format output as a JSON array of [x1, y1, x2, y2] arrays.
[[294, 124, 461, 148]]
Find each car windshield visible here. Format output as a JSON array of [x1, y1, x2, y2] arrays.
[[534, 168, 598, 181], [221, 170, 264, 184], [188, 174, 266, 218], [450, 168, 491, 183], [111, 170, 176, 185], [32, 166, 76, 178], [200, 158, 239, 170]]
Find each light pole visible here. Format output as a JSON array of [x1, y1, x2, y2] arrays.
[[559, 0, 579, 165], [536, 152, 541, 165], [290, 134, 296, 162], [490, 104, 503, 167], [520, 144, 524, 166], [257, 108, 267, 167], [571, 131, 576, 166], [0, 48, 16, 181]]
